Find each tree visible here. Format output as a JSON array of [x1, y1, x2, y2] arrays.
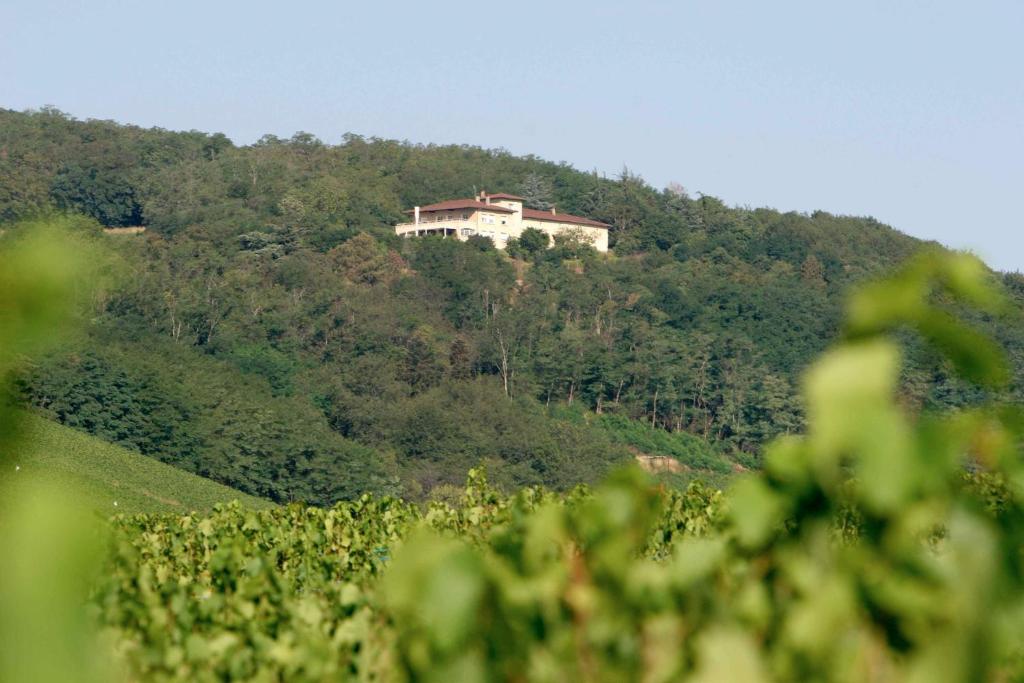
[[515, 227, 550, 256], [552, 229, 597, 259], [403, 327, 446, 393], [518, 172, 553, 210], [329, 233, 390, 284], [465, 234, 495, 252], [448, 336, 473, 379], [50, 164, 143, 227], [801, 253, 826, 287]]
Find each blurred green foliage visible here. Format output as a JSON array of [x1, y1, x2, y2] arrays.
[[0, 218, 122, 682], [0, 482, 119, 683], [0, 216, 105, 440]]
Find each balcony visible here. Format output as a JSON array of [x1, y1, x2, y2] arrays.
[[395, 220, 513, 250], [395, 220, 469, 238]]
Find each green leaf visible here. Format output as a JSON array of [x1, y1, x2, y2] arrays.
[[728, 477, 787, 549], [689, 627, 770, 683]]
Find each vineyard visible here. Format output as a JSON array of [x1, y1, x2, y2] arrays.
[[79, 457, 1019, 683], [4, 227, 1024, 681], [87, 473, 718, 681]]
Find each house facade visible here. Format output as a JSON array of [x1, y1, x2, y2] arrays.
[[395, 191, 610, 252]]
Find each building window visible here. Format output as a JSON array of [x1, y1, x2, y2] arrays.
[[461, 213, 469, 220], [463, 228, 476, 237]]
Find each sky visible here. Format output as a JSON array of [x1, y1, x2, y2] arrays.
[[2, 0, 1021, 271]]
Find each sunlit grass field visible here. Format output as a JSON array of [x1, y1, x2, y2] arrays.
[[5, 413, 272, 514]]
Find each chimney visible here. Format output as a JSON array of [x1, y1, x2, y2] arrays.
[[550, 206, 556, 215], [414, 206, 420, 225]]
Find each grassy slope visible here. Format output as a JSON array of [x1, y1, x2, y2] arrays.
[[590, 415, 740, 489], [5, 413, 272, 515], [550, 407, 739, 487]]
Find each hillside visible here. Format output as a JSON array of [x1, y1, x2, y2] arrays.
[[3, 106, 1023, 505], [6, 413, 272, 514]]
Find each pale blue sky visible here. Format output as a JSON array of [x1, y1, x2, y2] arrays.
[[2, 0, 1021, 271]]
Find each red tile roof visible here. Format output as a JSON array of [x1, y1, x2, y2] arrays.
[[483, 193, 525, 201], [406, 199, 515, 214], [404, 196, 609, 229], [522, 208, 610, 228]]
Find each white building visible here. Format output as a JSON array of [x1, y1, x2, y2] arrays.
[[395, 191, 610, 252]]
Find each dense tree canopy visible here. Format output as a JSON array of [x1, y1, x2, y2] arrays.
[[3, 107, 1022, 504]]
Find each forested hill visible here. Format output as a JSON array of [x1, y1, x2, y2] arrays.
[[3, 106, 1023, 505]]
